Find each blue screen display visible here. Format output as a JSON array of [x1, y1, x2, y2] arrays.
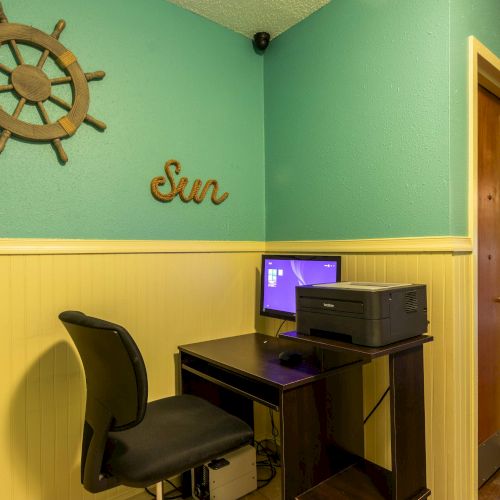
[[261, 256, 340, 319]]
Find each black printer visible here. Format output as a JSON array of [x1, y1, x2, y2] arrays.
[[296, 282, 428, 347]]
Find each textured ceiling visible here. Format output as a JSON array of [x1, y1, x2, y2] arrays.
[[166, 0, 331, 39]]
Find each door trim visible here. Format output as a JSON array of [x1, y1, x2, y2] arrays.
[[469, 38, 500, 241], [468, 36, 500, 493]]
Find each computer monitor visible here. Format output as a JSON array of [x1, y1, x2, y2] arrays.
[[260, 255, 341, 321]]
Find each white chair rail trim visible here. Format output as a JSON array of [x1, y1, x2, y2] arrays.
[[0, 236, 472, 255]]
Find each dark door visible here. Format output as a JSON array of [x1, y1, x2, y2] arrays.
[[478, 83, 500, 487]]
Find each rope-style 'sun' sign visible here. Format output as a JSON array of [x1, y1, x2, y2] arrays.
[[151, 160, 229, 205]]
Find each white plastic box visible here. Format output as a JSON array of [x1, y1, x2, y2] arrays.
[[191, 445, 257, 500]]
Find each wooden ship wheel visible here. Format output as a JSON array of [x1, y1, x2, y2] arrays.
[[0, 2, 106, 162]]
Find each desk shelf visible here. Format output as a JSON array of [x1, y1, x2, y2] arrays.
[[181, 356, 281, 410]]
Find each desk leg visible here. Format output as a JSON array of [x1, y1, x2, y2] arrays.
[[389, 345, 428, 499], [280, 366, 364, 500]]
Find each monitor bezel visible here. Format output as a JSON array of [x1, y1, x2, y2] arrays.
[[259, 254, 342, 321]]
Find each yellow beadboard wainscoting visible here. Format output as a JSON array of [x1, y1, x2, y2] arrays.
[[0, 246, 264, 500], [264, 241, 475, 500], [342, 251, 474, 500], [0, 237, 474, 500]]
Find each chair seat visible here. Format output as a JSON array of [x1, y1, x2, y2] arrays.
[[104, 394, 253, 487]]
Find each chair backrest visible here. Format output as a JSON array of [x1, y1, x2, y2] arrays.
[[59, 311, 148, 492], [60, 311, 148, 429]]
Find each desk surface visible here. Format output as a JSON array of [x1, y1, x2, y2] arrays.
[[179, 332, 355, 390]]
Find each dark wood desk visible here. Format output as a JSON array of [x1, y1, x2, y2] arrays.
[[179, 332, 432, 500], [179, 333, 366, 500]]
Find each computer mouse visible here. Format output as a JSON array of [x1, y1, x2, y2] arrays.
[[278, 350, 303, 365]]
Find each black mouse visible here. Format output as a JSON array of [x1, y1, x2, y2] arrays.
[[278, 350, 303, 365]]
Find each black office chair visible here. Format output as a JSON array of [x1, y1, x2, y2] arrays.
[[59, 311, 253, 499]]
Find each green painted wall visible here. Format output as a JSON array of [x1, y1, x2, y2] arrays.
[[264, 0, 499, 241], [264, 0, 450, 241], [2, 0, 498, 242], [0, 0, 265, 240], [449, 0, 500, 234]]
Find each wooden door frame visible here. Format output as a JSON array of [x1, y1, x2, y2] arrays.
[[468, 36, 500, 492]]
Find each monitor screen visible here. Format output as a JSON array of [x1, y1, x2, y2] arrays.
[[260, 255, 341, 321]]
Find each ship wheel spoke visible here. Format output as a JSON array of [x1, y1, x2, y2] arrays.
[[9, 40, 24, 65], [37, 20, 66, 69], [0, 10, 24, 65], [12, 97, 26, 118], [0, 96, 26, 152], [0, 130, 9, 152], [0, 84, 13, 92], [49, 93, 106, 130], [0, 63, 13, 75], [50, 71, 105, 86], [50, 76, 73, 85], [37, 49, 50, 69], [0, 3, 25, 66], [36, 101, 68, 162]]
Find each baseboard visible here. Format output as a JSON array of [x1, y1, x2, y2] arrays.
[[479, 431, 500, 487]]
